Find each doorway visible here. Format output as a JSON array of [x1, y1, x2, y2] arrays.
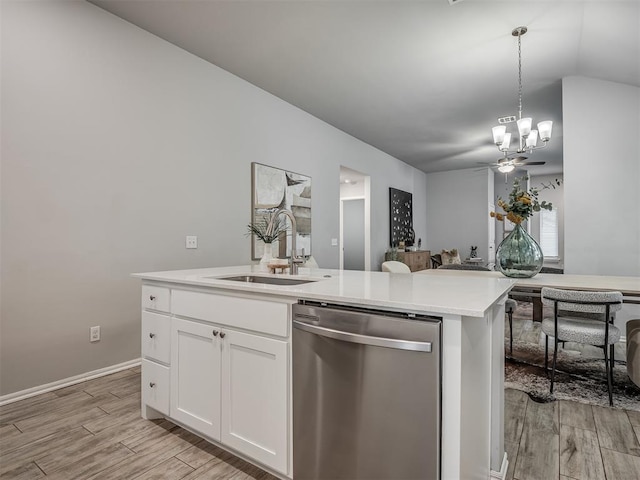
[[339, 166, 371, 271]]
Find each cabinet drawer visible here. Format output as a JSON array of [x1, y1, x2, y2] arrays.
[[142, 359, 170, 415], [414, 253, 427, 267], [172, 290, 289, 337], [142, 285, 170, 312], [142, 311, 171, 364]]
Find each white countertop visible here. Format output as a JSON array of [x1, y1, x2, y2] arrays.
[[133, 265, 516, 317]]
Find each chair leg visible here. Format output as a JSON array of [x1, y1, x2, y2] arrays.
[[544, 335, 549, 372], [608, 344, 614, 407], [508, 310, 513, 355], [550, 335, 559, 393]]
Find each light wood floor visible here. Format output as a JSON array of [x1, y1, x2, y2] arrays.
[[1, 367, 639, 479]]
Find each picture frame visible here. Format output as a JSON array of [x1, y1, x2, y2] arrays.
[[251, 162, 311, 260], [389, 187, 413, 247]]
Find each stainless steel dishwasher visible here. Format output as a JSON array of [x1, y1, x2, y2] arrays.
[[293, 301, 441, 480]]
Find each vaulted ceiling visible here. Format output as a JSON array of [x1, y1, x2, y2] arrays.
[[89, 0, 640, 175]]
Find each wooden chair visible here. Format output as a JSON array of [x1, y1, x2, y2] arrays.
[[541, 287, 623, 406]]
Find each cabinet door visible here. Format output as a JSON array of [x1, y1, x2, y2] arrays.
[[221, 330, 288, 474], [141, 359, 170, 415], [171, 318, 221, 441]]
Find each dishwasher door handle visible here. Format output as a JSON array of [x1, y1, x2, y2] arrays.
[[293, 319, 432, 352]]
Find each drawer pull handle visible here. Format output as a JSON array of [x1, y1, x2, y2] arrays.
[[149, 333, 155, 339], [220, 332, 226, 339], [212, 330, 219, 337], [149, 382, 156, 388], [149, 295, 156, 301]]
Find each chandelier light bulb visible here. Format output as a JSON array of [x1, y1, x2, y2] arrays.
[[500, 133, 512, 152], [492, 126, 506, 145], [526, 130, 539, 148], [517, 117, 532, 137], [537, 121, 553, 142]]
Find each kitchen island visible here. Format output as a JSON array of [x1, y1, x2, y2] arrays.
[[133, 266, 516, 480]]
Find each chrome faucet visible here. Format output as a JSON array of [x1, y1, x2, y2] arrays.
[[266, 208, 305, 275]]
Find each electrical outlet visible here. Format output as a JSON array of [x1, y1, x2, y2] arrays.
[[90, 326, 100, 342], [331, 238, 338, 246], [186, 236, 198, 249]]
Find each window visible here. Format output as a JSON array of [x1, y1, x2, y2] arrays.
[[539, 208, 559, 258]]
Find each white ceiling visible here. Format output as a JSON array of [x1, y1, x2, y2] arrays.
[[89, 0, 640, 175]]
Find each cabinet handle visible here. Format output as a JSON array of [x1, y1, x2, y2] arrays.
[[149, 382, 156, 388], [220, 332, 226, 339], [149, 295, 156, 301], [149, 333, 155, 339], [212, 330, 219, 337]]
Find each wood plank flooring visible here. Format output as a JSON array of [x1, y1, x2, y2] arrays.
[[1, 367, 639, 479]]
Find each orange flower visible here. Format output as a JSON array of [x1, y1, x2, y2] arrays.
[[496, 213, 504, 221], [506, 212, 523, 224], [518, 195, 532, 205]]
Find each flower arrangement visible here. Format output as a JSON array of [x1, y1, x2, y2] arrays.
[[490, 175, 561, 224], [246, 213, 288, 243]]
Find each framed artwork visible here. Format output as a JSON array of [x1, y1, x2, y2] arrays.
[[389, 187, 413, 247], [251, 162, 311, 260]]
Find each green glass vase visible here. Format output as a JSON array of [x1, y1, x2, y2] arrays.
[[496, 223, 543, 278]]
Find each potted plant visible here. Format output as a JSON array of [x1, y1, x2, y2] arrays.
[[247, 213, 288, 269], [490, 175, 561, 277]]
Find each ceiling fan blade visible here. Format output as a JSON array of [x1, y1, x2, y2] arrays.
[[518, 161, 546, 166]]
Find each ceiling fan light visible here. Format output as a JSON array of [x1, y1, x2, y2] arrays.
[[517, 117, 532, 137], [499, 133, 512, 152], [526, 129, 538, 148], [498, 163, 515, 173], [538, 120, 553, 142], [492, 126, 506, 145]]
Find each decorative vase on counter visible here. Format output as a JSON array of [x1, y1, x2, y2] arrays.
[[259, 243, 274, 272], [495, 223, 543, 278]]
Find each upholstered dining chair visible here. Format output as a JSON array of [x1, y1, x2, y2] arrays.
[[430, 254, 442, 269], [381, 261, 411, 273], [541, 287, 623, 406]]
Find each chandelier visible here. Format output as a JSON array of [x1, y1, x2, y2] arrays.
[[492, 27, 553, 173]]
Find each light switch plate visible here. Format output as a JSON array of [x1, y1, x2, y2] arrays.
[[331, 238, 338, 246], [186, 236, 198, 249]]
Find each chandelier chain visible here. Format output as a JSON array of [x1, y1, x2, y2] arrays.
[[517, 32, 523, 120]]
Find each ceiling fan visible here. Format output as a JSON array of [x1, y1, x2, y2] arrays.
[[487, 156, 546, 173]]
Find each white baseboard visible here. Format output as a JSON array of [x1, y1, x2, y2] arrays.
[[0, 358, 142, 406], [490, 452, 508, 480]]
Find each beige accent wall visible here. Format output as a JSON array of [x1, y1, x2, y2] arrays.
[[0, 0, 426, 395]]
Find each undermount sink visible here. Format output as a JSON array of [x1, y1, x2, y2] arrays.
[[211, 275, 318, 286]]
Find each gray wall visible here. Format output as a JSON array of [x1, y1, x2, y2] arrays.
[[425, 168, 494, 262], [562, 75, 640, 333], [0, 1, 427, 395], [563, 76, 639, 277]]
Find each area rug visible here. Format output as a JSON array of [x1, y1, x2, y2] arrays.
[[504, 302, 640, 410]]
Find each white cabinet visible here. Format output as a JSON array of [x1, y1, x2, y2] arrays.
[[141, 286, 171, 418], [169, 315, 289, 474], [221, 329, 288, 473], [170, 317, 221, 441], [141, 359, 170, 414], [139, 286, 292, 476]]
